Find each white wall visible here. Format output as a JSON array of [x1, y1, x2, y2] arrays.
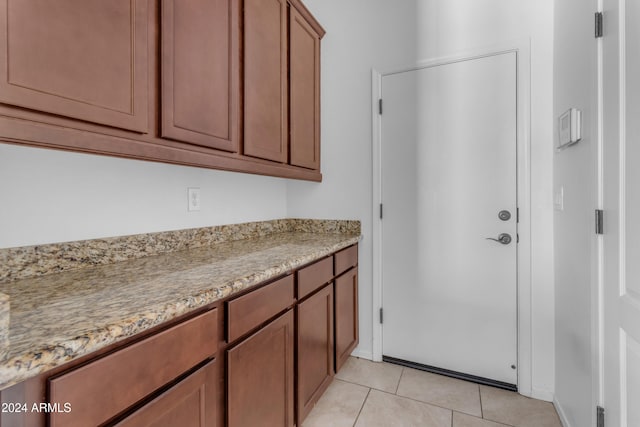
[[0, 144, 287, 248], [290, 0, 556, 400], [286, 0, 418, 361], [553, 0, 598, 425]]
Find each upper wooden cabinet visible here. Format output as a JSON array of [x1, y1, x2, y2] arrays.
[[0, 0, 324, 181], [243, 0, 324, 167], [0, 0, 149, 133], [243, 0, 289, 162], [289, 4, 322, 169], [161, 0, 240, 152]]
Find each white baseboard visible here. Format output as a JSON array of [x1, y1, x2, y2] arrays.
[[350, 348, 373, 360], [553, 397, 571, 427], [531, 388, 554, 402]]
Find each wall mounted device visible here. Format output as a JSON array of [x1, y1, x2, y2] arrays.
[[557, 108, 582, 150]]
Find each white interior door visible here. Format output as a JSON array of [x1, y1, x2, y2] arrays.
[[381, 52, 518, 385], [602, 1, 640, 425]]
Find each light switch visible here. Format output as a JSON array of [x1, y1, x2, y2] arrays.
[[188, 188, 201, 212], [554, 186, 564, 211]]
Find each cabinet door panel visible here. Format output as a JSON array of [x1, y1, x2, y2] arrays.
[[115, 360, 218, 427], [297, 284, 334, 424], [335, 268, 359, 372], [243, 0, 287, 162], [0, 0, 148, 132], [161, 0, 239, 152], [289, 7, 321, 169], [227, 310, 294, 427]]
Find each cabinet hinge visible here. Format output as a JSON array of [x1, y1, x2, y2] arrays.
[[378, 99, 383, 115], [597, 406, 605, 427], [380, 203, 383, 219], [595, 209, 604, 235], [379, 307, 384, 324], [595, 12, 603, 38]]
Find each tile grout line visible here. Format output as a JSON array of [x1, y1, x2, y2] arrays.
[[479, 385, 484, 419], [352, 387, 372, 427], [395, 367, 404, 394], [452, 410, 514, 427], [370, 388, 482, 418]]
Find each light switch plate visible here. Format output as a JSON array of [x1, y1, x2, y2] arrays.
[[188, 188, 201, 212], [554, 186, 564, 211]]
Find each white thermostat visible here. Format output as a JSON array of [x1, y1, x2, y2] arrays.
[[557, 108, 582, 150]]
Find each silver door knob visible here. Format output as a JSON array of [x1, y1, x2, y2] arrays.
[[486, 233, 512, 245]]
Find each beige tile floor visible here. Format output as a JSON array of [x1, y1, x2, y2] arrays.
[[303, 357, 563, 427]]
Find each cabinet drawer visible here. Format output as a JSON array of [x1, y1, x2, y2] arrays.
[[227, 274, 295, 342], [48, 309, 218, 427], [335, 244, 358, 276], [297, 256, 333, 299]]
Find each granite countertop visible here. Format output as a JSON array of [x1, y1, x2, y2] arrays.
[[0, 220, 360, 390]]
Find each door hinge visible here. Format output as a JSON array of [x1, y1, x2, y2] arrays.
[[595, 12, 603, 38], [380, 203, 383, 219], [595, 209, 604, 235], [378, 99, 383, 115], [597, 406, 605, 427], [379, 307, 384, 324]]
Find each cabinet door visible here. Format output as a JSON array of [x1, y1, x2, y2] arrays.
[[0, 0, 148, 132], [161, 0, 239, 152], [227, 310, 294, 427], [115, 359, 218, 427], [297, 284, 334, 424], [335, 268, 359, 372], [243, 0, 288, 162], [289, 6, 321, 170]]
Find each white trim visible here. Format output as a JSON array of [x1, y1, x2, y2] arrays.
[[350, 348, 373, 361], [531, 388, 554, 403], [554, 396, 572, 427], [370, 40, 534, 395], [371, 68, 383, 363]]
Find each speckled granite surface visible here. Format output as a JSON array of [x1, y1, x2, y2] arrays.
[[0, 219, 360, 390], [0, 219, 360, 284]]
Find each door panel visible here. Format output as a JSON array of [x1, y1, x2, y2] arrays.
[[161, 0, 239, 152], [0, 0, 148, 132], [243, 0, 287, 162], [227, 310, 294, 427], [289, 7, 321, 169], [381, 53, 517, 384], [602, 1, 640, 424]]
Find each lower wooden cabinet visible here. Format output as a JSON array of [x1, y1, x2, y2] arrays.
[[227, 309, 295, 427], [335, 267, 359, 372], [115, 360, 218, 427], [0, 245, 359, 427], [296, 283, 334, 424]]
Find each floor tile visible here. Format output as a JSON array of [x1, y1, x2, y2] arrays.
[[480, 385, 562, 427], [355, 389, 452, 427], [303, 379, 370, 427], [335, 357, 403, 393], [453, 411, 512, 427], [396, 367, 482, 417]]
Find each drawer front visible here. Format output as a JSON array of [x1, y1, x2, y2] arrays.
[[335, 244, 358, 276], [297, 256, 333, 299], [227, 274, 295, 343], [49, 309, 218, 427], [115, 359, 218, 427]]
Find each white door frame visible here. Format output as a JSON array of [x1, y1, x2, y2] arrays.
[[371, 41, 533, 396]]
